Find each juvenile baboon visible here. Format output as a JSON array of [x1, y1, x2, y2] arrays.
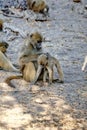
[[27, 0, 49, 16], [0, 19, 3, 31], [82, 56, 87, 71], [0, 41, 19, 72], [31, 53, 64, 84], [5, 32, 44, 87]]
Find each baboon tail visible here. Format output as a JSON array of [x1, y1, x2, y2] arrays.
[[5, 75, 22, 88]]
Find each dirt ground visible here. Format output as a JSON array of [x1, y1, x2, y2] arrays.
[[0, 0, 87, 129]]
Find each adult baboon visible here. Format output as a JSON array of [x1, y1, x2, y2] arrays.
[[5, 31, 44, 87]]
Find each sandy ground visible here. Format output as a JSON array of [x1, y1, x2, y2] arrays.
[[0, 0, 87, 129]]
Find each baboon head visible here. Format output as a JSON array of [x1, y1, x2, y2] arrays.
[[38, 53, 48, 67], [0, 41, 9, 53], [30, 32, 44, 50], [28, 0, 49, 16]]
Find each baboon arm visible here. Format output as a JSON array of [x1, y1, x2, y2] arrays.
[[31, 65, 43, 84], [19, 54, 41, 65]]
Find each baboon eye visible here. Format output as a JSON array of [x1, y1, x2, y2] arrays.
[[37, 40, 41, 43]]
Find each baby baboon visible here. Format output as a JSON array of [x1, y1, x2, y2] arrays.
[[0, 19, 3, 31], [82, 56, 87, 71], [31, 53, 64, 84], [27, 0, 49, 16], [0, 41, 19, 72]]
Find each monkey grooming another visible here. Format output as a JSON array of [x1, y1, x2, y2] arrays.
[[31, 53, 64, 84], [5, 32, 44, 87], [82, 56, 87, 71], [27, 0, 49, 16], [0, 41, 19, 72]]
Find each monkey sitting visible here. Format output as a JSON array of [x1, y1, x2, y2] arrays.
[[31, 53, 64, 84], [82, 56, 87, 71], [0, 41, 19, 72], [4, 32, 44, 87], [27, 0, 49, 16]]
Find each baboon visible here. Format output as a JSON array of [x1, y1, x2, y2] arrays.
[[82, 56, 87, 71], [31, 53, 64, 84], [19, 31, 44, 65], [27, 0, 49, 16], [5, 31, 44, 87], [0, 19, 3, 31], [0, 41, 19, 72]]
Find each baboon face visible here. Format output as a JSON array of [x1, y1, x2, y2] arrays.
[[0, 42, 9, 48], [0, 42, 9, 53], [38, 54, 48, 67], [0, 46, 7, 53], [30, 32, 43, 50]]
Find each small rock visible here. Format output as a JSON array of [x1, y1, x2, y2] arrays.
[[35, 98, 43, 103]]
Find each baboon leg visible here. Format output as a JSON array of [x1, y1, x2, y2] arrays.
[[31, 65, 43, 84], [43, 69, 48, 82], [46, 66, 53, 84], [23, 62, 36, 82]]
